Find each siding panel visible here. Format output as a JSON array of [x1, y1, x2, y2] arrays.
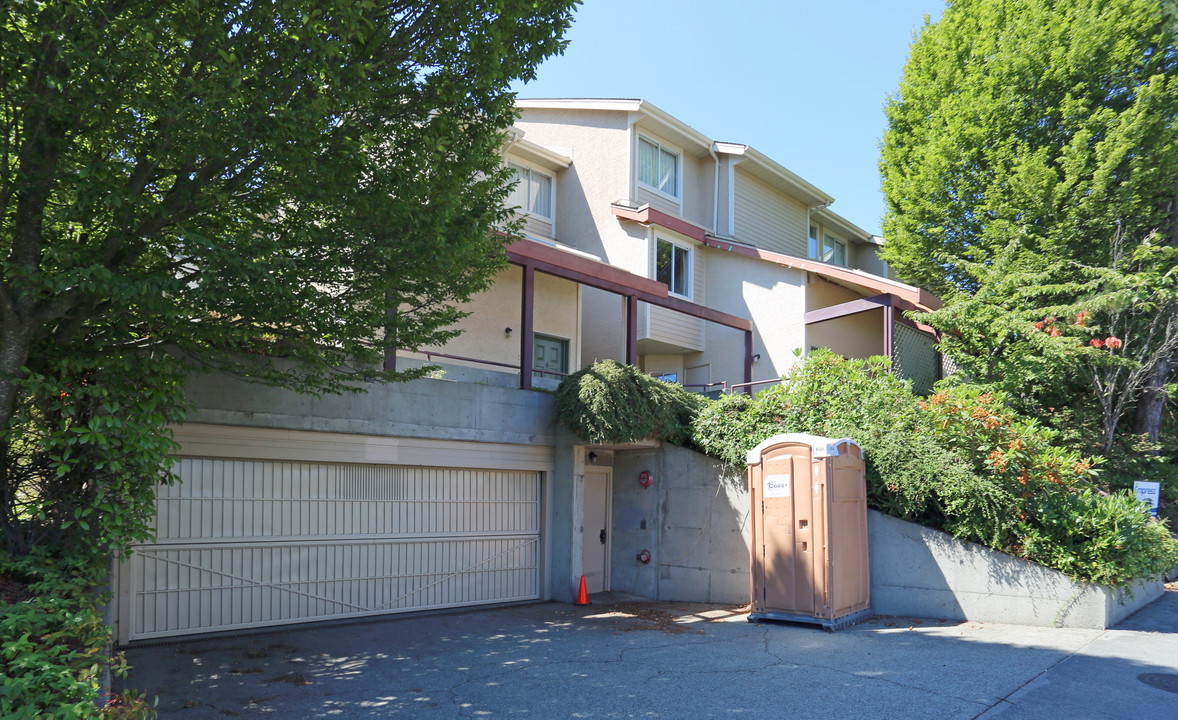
[[734, 170, 807, 257], [636, 185, 681, 216], [640, 302, 705, 351]]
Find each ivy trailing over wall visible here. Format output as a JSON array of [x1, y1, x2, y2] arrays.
[[554, 360, 705, 445]]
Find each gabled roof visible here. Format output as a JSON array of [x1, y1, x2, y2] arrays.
[[710, 142, 834, 209]]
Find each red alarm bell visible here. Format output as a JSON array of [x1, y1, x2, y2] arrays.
[[638, 470, 652, 488], [637, 549, 652, 564]]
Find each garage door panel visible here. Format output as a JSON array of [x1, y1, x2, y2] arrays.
[[125, 458, 541, 642], [154, 461, 539, 543], [130, 536, 540, 640]]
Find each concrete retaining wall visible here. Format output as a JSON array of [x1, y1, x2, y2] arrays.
[[185, 371, 556, 446], [869, 510, 1164, 629], [601, 443, 1162, 628], [610, 444, 750, 604]]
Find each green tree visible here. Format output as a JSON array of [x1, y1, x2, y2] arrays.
[[880, 0, 1178, 446], [0, 0, 577, 555]]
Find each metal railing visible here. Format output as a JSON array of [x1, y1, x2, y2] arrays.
[[398, 348, 520, 371], [399, 348, 568, 381], [400, 347, 776, 395], [727, 378, 782, 394]]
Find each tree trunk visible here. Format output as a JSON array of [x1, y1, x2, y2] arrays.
[[1134, 195, 1178, 445], [0, 323, 33, 432], [1132, 357, 1175, 443]]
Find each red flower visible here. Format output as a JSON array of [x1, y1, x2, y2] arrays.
[[1089, 338, 1103, 348], [1105, 336, 1122, 349], [1033, 321, 1044, 331], [1049, 327, 1061, 338]]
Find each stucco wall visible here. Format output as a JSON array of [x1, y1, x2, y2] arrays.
[[402, 265, 580, 380], [703, 248, 806, 387], [805, 277, 885, 359], [578, 286, 627, 367], [514, 109, 632, 262]]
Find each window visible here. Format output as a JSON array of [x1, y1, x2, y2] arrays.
[[637, 136, 679, 198], [507, 163, 553, 219], [809, 223, 847, 266], [655, 237, 691, 297]]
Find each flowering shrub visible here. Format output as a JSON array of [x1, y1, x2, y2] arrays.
[[920, 385, 1100, 493]]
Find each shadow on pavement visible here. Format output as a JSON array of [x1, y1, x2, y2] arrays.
[[119, 590, 1178, 719]]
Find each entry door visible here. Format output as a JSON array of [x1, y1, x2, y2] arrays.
[[758, 447, 818, 615], [582, 467, 612, 593], [533, 334, 567, 379]]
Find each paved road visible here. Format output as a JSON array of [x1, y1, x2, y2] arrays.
[[120, 589, 1178, 719]]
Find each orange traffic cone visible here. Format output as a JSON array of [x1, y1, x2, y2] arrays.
[[575, 575, 589, 605]]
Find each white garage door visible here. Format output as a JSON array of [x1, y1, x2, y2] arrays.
[[121, 458, 541, 642]]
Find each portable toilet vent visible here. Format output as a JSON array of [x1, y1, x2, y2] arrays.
[[746, 433, 871, 629]]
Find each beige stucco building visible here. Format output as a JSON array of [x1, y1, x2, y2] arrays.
[[111, 99, 944, 645], [409, 98, 942, 395]]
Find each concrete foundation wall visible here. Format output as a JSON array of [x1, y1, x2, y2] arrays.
[[185, 371, 557, 447], [611, 444, 750, 604], [869, 510, 1164, 629]]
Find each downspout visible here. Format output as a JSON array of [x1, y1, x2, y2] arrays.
[[709, 144, 720, 234], [502, 127, 523, 164], [805, 200, 833, 258], [627, 111, 642, 202]]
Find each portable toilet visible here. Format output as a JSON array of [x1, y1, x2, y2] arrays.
[[746, 433, 871, 629]]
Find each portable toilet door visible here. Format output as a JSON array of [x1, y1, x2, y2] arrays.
[[746, 433, 871, 629]]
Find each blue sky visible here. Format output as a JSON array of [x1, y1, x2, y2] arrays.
[[510, 0, 947, 236]]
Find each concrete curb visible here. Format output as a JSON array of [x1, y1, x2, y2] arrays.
[[868, 510, 1163, 628]]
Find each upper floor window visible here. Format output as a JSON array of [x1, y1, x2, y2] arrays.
[[638, 136, 679, 198], [809, 223, 846, 266], [507, 162, 553, 220], [655, 237, 691, 298]]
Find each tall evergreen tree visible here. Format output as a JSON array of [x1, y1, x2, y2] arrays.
[[880, 0, 1178, 447]]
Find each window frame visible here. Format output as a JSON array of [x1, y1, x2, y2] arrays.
[[808, 223, 847, 267], [507, 162, 555, 222], [654, 235, 692, 300], [636, 134, 682, 200]]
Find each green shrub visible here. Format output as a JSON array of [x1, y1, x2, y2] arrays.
[[0, 550, 155, 719], [1018, 488, 1178, 586], [693, 351, 921, 466], [690, 350, 1178, 585], [554, 360, 705, 445]]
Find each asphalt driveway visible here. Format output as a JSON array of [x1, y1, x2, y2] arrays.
[[120, 590, 1178, 719]]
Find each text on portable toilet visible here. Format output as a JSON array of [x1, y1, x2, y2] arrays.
[[764, 474, 792, 498]]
